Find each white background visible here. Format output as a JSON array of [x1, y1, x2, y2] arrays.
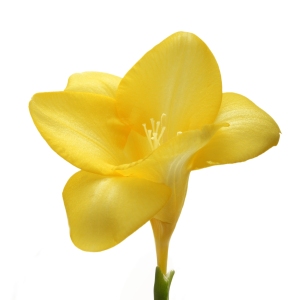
[[1, 1, 299, 299]]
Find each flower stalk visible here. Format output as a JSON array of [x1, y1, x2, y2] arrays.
[[154, 267, 175, 300], [151, 218, 175, 274]]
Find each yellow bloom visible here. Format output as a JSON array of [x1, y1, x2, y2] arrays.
[[29, 32, 280, 274]]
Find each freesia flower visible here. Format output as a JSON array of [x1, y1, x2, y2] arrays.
[[29, 32, 280, 276]]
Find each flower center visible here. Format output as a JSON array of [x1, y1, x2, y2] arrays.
[[142, 113, 167, 151]]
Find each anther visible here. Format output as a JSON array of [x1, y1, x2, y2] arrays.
[[161, 113, 166, 127]]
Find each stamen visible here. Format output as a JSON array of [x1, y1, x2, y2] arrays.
[[161, 113, 166, 127], [142, 114, 167, 151], [143, 124, 153, 150], [152, 132, 158, 148], [148, 130, 153, 150], [158, 126, 166, 142], [155, 121, 160, 134], [150, 118, 155, 132]]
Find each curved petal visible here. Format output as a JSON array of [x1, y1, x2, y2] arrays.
[[116, 124, 226, 224], [192, 92, 280, 169], [116, 32, 222, 138], [123, 129, 152, 162], [29, 91, 129, 175], [63, 171, 171, 251], [65, 72, 121, 98]]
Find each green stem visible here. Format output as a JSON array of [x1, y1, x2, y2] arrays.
[[154, 266, 175, 300]]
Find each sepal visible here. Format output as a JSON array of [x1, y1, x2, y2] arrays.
[[154, 267, 175, 300]]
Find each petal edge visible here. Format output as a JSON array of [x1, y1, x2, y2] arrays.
[[65, 72, 121, 98]]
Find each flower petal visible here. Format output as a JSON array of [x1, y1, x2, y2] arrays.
[[123, 129, 152, 162], [116, 124, 225, 224], [29, 91, 129, 175], [65, 72, 121, 98], [192, 92, 280, 169], [63, 171, 171, 251], [116, 32, 222, 138]]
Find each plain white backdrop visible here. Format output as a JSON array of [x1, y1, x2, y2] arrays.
[[1, 1, 299, 299]]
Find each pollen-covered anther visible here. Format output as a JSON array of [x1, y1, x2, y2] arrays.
[[143, 114, 167, 150]]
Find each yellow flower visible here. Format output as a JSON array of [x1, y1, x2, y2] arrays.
[[29, 32, 280, 274]]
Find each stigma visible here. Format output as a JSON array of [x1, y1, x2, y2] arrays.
[[142, 113, 166, 150]]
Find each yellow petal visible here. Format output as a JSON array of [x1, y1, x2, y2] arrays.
[[116, 32, 222, 138], [29, 91, 129, 175], [192, 92, 280, 169], [63, 171, 171, 251], [123, 129, 152, 162], [117, 124, 225, 224], [65, 72, 121, 98]]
